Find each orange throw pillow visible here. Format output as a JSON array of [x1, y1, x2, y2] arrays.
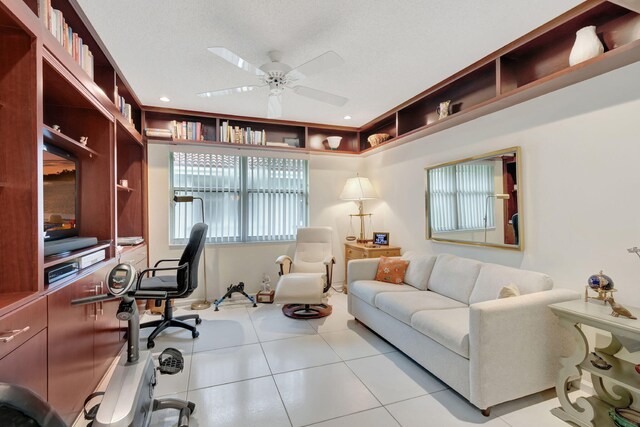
[[375, 256, 410, 285]]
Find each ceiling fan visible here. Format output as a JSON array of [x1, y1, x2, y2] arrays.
[[198, 47, 348, 119]]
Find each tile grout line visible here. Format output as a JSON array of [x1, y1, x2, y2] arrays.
[[248, 304, 295, 427]]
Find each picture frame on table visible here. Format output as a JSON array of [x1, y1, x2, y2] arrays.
[[373, 232, 390, 246]]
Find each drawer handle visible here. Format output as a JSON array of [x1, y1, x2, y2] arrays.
[[0, 326, 30, 343]]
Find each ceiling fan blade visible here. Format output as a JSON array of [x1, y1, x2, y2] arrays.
[[197, 85, 261, 97], [292, 86, 348, 107], [207, 47, 265, 76], [287, 51, 344, 81], [267, 94, 282, 119]]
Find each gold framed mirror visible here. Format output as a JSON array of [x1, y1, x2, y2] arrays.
[[425, 147, 522, 251]]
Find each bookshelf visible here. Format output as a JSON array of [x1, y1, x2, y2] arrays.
[[359, 0, 640, 155], [0, 3, 40, 312]]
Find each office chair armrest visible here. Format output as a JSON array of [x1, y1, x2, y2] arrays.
[[153, 258, 181, 268]]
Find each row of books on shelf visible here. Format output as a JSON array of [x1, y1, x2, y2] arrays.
[[115, 90, 134, 125], [38, 0, 94, 80], [144, 121, 206, 141], [220, 121, 266, 145]]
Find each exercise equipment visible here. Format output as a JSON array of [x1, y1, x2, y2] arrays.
[[71, 262, 195, 427], [214, 282, 257, 311]]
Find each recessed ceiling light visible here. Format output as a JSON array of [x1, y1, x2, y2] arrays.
[[343, 115, 352, 120], [160, 96, 170, 102]]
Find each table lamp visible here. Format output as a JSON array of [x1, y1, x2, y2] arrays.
[[173, 194, 211, 310], [340, 175, 378, 243]]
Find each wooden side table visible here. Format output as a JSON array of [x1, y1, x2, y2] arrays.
[[549, 299, 640, 427], [344, 242, 401, 294]]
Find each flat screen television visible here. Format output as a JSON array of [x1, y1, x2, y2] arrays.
[[43, 143, 78, 242]]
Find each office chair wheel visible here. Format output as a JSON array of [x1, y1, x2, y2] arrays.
[[196, 318, 202, 325], [192, 331, 199, 339], [147, 340, 155, 349]]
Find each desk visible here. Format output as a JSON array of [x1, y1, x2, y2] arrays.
[[344, 242, 401, 294], [549, 299, 640, 427]]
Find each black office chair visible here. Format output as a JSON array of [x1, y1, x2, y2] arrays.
[[139, 222, 208, 349], [0, 383, 66, 427], [511, 212, 519, 246]]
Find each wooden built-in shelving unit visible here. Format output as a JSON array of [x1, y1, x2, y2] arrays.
[[142, 2, 640, 157], [357, 0, 640, 155]]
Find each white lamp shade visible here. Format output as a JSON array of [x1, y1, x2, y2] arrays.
[[340, 176, 378, 200]]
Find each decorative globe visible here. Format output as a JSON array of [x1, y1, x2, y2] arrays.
[[587, 271, 614, 290]]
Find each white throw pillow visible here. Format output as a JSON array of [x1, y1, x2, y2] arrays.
[[497, 284, 520, 299]]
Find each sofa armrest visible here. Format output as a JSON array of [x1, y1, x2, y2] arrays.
[[468, 288, 581, 409], [347, 258, 380, 285]]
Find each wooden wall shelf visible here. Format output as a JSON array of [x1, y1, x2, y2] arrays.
[[356, 0, 640, 155], [43, 124, 99, 157]]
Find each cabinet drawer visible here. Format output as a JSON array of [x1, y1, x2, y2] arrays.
[[0, 297, 46, 360], [378, 249, 401, 257], [345, 248, 365, 259], [0, 329, 47, 399]]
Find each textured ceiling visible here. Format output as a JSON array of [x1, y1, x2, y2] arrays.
[[77, 0, 582, 126]]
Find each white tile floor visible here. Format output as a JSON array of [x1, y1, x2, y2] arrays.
[[78, 291, 583, 427]]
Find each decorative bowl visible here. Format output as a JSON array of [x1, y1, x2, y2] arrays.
[[367, 133, 390, 147], [588, 271, 614, 290], [326, 136, 342, 150]]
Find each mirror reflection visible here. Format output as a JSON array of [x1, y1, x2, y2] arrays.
[[425, 147, 521, 250]]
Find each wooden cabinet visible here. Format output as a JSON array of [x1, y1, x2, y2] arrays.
[[47, 276, 99, 424], [0, 329, 47, 399], [0, 298, 48, 400], [47, 261, 126, 425], [344, 243, 401, 293]]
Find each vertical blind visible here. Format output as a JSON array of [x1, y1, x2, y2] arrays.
[[171, 152, 308, 244], [429, 163, 495, 232]]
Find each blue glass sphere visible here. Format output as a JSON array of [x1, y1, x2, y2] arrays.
[[588, 272, 614, 291]]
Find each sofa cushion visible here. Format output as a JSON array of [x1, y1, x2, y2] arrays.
[[349, 280, 416, 306], [469, 263, 553, 305], [375, 256, 410, 284], [375, 291, 467, 325], [427, 254, 483, 304], [401, 251, 437, 290], [411, 308, 470, 359]]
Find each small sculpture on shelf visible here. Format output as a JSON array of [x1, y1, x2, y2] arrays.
[[605, 297, 637, 320], [436, 100, 451, 120], [52, 124, 61, 132], [584, 270, 616, 303], [79, 136, 88, 146]]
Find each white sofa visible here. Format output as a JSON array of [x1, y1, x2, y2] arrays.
[[347, 252, 580, 413]]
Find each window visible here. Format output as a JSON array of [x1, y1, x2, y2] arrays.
[[171, 152, 308, 244], [429, 163, 495, 232]]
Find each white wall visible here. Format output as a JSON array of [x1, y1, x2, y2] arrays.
[[147, 144, 362, 300], [364, 61, 640, 308]]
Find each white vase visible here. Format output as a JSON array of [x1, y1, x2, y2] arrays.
[[326, 136, 342, 150], [569, 26, 604, 66], [309, 138, 324, 150]]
